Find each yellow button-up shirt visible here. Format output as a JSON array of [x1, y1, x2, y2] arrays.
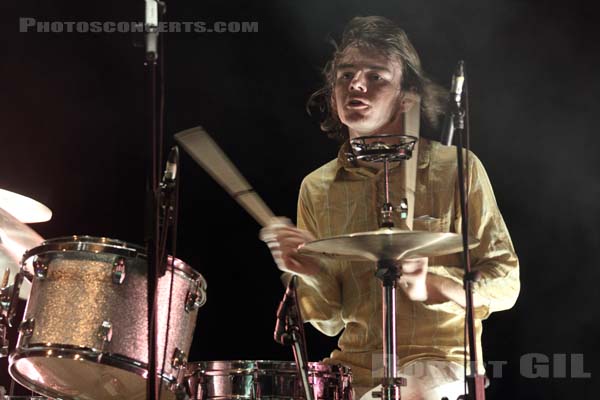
[[287, 138, 520, 387]]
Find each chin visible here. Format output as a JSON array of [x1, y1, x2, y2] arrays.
[[345, 122, 384, 137], [342, 118, 377, 136]]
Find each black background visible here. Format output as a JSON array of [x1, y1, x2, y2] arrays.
[[2, 0, 599, 398]]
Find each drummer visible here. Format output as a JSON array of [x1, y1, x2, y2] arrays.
[[261, 16, 519, 400]]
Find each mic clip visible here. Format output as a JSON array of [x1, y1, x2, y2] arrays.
[[159, 146, 179, 193], [274, 296, 299, 346], [451, 106, 466, 131], [274, 276, 303, 346]]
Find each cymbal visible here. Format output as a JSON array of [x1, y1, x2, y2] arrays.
[[298, 228, 479, 262], [0, 207, 43, 299], [0, 188, 52, 223]]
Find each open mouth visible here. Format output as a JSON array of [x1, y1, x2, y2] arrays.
[[347, 98, 369, 108]]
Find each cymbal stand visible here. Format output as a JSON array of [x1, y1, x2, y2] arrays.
[[0, 268, 10, 356], [0, 269, 23, 358], [349, 134, 417, 400], [0, 291, 9, 357]]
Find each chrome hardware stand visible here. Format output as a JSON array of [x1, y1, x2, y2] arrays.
[[349, 134, 417, 400], [274, 276, 313, 400], [139, 2, 168, 399], [0, 270, 23, 357], [290, 330, 313, 400], [0, 296, 9, 357], [0, 268, 10, 356], [443, 61, 486, 400]]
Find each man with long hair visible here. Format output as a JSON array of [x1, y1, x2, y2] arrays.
[[262, 16, 519, 399]]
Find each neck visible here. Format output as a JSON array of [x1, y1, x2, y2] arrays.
[[348, 113, 405, 143]]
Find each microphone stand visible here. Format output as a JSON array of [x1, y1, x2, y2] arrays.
[[446, 61, 486, 400], [156, 147, 181, 398], [274, 276, 314, 400], [142, 1, 166, 399]]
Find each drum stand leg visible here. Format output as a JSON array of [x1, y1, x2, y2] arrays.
[[291, 330, 314, 400], [374, 260, 406, 400]]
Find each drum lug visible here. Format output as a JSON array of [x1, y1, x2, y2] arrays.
[[172, 347, 187, 369], [185, 291, 199, 313], [19, 318, 35, 345], [185, 279, 206, 313], [112, 257, 127, 284], [97, 320, 113, 349], [33, 255, 49, 279], [171, 347, 188, 393]]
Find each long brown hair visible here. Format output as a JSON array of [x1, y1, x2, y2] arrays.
[[307, 16, 448, 141]]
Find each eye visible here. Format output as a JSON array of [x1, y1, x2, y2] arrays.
[[369, 73, 382, 81], [339, 71, 354, 80]]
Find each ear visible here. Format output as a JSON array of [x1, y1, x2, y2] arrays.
[[400, 88, 420, 112]]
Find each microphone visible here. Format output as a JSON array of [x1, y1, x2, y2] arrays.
[[145, 0, 159, 60], [440, 60, 465, 146], [161, 146, 179, 188], [274, 275, 298, 345]]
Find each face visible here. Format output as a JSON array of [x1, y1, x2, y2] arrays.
[[333, 46, 406, 138]]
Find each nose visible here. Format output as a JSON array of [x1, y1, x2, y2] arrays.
[[349, 71, 367, 92]]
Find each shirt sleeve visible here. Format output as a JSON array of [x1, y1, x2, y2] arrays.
[[426, 153, 520, 319], [281, 178, 344, 337]]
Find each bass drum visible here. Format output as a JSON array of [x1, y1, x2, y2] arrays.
[[185, 360, 352, 400], [9, 236, 207, 400]]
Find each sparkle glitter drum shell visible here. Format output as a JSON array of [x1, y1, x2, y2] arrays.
[[8, 236, 207, 400], [184, 360, 353, 400]]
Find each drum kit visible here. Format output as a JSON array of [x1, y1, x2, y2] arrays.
[[0, 189, 208, 400], [0, 188, 350, 400], [1, 130, 477, 400]]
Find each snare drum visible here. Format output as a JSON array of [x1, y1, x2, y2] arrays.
[[185, 360, 352, 400], [8, 236, 207, 400]]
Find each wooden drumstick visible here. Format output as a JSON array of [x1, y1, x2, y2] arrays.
[[175, 126, 276, 227]]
